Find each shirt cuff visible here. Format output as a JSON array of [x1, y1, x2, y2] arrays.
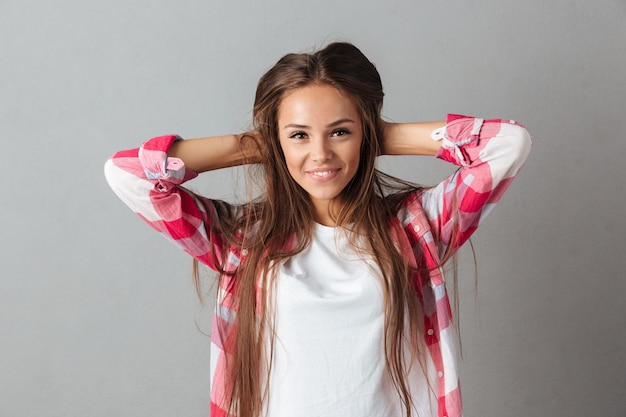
[[435, 115, 484, 166], [138, 135, 198, 190]]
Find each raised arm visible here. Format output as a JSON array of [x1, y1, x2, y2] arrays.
[[417, 115, 532, 255], [383, 115, 531, 258], [104, 132, 259, 271], [168, 132, 262, 173]]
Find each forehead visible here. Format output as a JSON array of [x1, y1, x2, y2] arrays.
[[277, 84, 360, 124]]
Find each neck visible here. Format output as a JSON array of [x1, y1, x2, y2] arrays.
[[312, 199, 342, 227]]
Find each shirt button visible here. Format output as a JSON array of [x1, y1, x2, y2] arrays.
[[241, 249, 248, 256], [427, 329, 434, 335], [166, 157, 183, 170], [413, 224, 421, 232], [438, 371, 444, 378]]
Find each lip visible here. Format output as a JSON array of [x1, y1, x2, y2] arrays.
[[305, 168, 340, 182]]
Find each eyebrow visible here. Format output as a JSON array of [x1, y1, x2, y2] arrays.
[[283, 118, 356, 130]]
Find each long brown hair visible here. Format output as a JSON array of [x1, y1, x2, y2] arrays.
[[196, 42, 449, 417]]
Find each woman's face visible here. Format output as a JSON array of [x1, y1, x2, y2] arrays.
[[277, 83, 363, 225]]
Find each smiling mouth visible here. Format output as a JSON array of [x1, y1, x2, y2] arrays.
[[310, 170, 336, 177]]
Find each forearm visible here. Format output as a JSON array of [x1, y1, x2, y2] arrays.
[[105, 134, 230, 271], [382, 121, 445, 156], [168, 132, 261, 173]]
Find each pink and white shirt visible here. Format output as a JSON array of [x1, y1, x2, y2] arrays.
[[104, 115, 532, 417]]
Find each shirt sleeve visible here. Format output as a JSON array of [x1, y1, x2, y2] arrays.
[[419, 114, 532, 256], [104, 134, 233, 271]]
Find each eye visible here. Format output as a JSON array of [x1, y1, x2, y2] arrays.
[[288, 131, 307, 139], [332, 128, 350, 137]]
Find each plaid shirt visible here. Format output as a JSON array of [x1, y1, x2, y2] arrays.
[[105, 115, 531, 417]]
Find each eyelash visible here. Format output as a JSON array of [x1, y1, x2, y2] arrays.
[[288, 129, 351, 139], [289, 132, 307, 139], [332, 128, 350, 137]]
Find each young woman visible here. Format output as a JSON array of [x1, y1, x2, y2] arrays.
[[105, 42, 531, 417]]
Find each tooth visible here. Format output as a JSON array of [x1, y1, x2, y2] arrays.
[[314, 171, 331, 176]]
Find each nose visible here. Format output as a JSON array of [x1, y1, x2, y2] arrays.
[[311, 137, 332, 162]]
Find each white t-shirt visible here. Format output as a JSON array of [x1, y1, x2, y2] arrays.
[[265, 223, 438, 417]]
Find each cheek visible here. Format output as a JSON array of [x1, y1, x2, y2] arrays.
[[280, 146, 294, 168], [280, 147, 302, 178], [349, 141, 364, 170], [349, 158, 362, 180], [284, 143, 308, 164]]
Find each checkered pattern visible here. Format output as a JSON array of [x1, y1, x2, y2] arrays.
[[104, 115, 531, 417]]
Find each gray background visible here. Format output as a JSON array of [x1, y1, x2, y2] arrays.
[[1, 0, 624, 416]]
